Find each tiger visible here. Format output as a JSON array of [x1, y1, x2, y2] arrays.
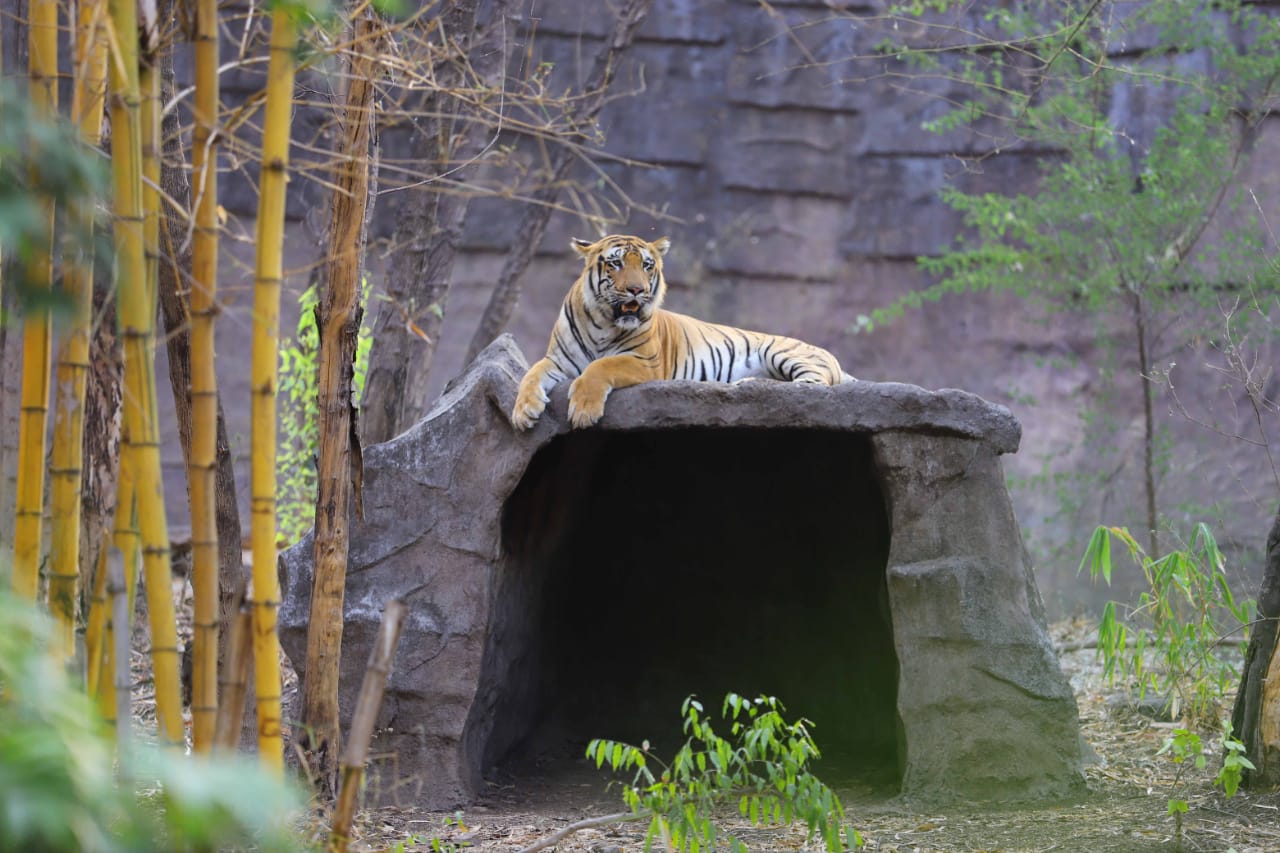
[[511, 233, 855, 430]]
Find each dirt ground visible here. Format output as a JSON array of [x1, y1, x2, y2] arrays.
[[335, 619, 1280, 853], [137, 580, 1279, 853]]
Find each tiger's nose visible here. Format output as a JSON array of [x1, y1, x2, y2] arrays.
[[625, 283, 645, 296]]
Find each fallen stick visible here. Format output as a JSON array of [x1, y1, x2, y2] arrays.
[[329, 599, 407, 853], [515, 811, 646, 853], [213, 582, 251, 752]]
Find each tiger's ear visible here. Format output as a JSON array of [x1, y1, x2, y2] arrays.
[[571, 237, 595, 256], [653, 236, 671, 256]]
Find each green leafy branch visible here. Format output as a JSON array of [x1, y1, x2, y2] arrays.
[[572, 694, 860, 853], [1159, 721, 1254, 839], [1080, 523, 1255, 723]]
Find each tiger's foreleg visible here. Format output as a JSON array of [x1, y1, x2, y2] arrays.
[[511, 357, 567, 430], [567, 354, 661, 429]]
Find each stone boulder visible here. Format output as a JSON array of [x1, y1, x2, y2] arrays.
[[278, 335, 1085, 807]]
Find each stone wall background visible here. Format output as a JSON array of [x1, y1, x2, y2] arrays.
[[155, 0, 1280, 613]]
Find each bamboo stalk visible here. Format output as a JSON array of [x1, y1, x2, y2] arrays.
[[12, 0, 60, 601], [108, 0, 182, 747], [84, 544, 109, 693], [329, 599, 407, 853], [93, 454, 138, 723], [188, 0, 223, 754], [48, 0, 110, 660], [108, 548, 132, 746], [249, 4, 301, 774], [214, 603, 253, 752], [303, 7, 377, 795]]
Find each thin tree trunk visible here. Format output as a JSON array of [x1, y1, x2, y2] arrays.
[[463, 0, 653, 364], [108, 0, 182, 746], [1232, 507, 1280, 787], [81, 284, 122, 694], [1133, 291, 1159, 557], [359, 0, 483, 446], [12, 0, 59, 601], [249, 4, 300, 774], [301, 7, 376, 797]]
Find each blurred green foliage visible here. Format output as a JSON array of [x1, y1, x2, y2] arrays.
[[0, 79, 106, 316], [0, 587, 305, 851]]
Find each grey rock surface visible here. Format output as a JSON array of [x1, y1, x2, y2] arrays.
[[152, 4, 1280, 620], [278, 335, 1085, 808]]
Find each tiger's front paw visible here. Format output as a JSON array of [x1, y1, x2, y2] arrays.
[[567, 376, 608, 429], [511, 387, 548, 431]]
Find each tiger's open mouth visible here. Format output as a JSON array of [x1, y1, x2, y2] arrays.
[[616, 300, 642, 318]]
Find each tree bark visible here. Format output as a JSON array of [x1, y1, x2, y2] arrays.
[[463, 0, 654, 364], [80, 277, 123, 654], [359, 0, 485, 446], [301, 7, 376, 797], [1231, 506, 1280, 787]]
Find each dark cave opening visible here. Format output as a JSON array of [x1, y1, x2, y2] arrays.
[[479, 427, 901, 791]]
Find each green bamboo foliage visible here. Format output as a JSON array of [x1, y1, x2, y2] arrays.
[[12, 0, 60, 600], [250, 4, 301, 773]]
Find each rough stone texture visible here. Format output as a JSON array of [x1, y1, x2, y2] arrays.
[[873, 432, 1084, 801], [279, 336, 1085, 808], [157, 2, 1280, 618]]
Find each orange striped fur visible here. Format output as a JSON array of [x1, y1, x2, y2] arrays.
[[512, 234, 854, 430]]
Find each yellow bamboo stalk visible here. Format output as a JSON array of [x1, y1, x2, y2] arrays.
[[93, 451, 139, 720], [249, 4, 300, 774], [83, 543, 108, 694], [95, 573, 118, 731], [12, 0, 60, 601], [94, 548, 132, 741], [108, 0, 183, 747], [48, 0, 110, 660], [188, 0, 223, 753]]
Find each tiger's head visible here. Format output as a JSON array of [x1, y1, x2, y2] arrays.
[[572, 234, 671, 331]]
